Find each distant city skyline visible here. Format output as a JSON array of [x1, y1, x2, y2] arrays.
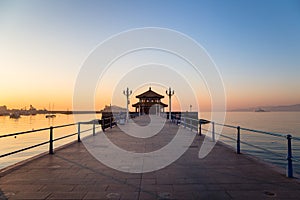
[[0, 0, 299, 111]]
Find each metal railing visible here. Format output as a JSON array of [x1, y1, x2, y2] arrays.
[[169, 114, 298, 178], [0, 117, 115, 158], [2, 113, 298, 178]]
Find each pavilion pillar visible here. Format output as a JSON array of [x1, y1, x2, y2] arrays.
[[158, 105, 160, 116], [139, 105, 141, 116]]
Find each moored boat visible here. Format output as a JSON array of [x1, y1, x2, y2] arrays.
[[45, 114, 56, 118], [10, 112, 21, 119], [255, 108, 267, 112]]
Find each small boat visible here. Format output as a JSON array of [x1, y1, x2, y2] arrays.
[[255, 108, 267, 112], [45, 114, 56, 118], [10, 113, 21, 119], [45, 103, 56, 118]]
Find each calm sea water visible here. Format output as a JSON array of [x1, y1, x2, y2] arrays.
[[0, 114, 102, 169], [1, 112, 300, 176]]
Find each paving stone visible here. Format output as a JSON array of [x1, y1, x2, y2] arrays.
[[47, 192, 87, 199], [5, 192, 50, 200]]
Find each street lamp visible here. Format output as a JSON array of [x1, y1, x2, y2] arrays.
[[166, 87, 174, 120], [123, 87, 132, 122]]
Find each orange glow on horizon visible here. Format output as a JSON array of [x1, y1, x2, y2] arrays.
[[2, 83, 298, 112]]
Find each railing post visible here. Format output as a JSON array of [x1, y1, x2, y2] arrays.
[[184, 117, 186, 128], [102, 119, 105, 132], [237, 126, 241, 154], [49, 126, 54, 154], [286, 134, 293, 178], [110, 117, 112, 129], [212, 122, 215, 142], [77, 122, 81, 142], [199, 121, 202, 136], [93, 120, 96, 136]]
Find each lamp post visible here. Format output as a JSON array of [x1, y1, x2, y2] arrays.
[[166, 87, 174, 120], [123, 87, 132, 122], [190, 105, 192, 112]]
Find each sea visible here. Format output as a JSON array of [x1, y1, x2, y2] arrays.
[[0, 113, 102, 169], [1, 112, 300, 176]]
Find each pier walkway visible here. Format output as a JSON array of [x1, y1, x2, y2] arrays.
[[1, 116, 300, 199]]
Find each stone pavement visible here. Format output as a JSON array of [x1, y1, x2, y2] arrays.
[[1, 115, 300, 199]]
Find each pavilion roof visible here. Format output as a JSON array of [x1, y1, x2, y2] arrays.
[[136, 87, 164, 99]]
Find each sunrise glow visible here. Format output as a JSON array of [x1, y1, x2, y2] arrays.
[[0, 1, 299, 111]]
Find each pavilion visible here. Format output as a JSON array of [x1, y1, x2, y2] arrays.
[[132, 87, 168, 115]]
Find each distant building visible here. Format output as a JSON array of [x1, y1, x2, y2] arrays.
[[29, 105, 36, 111], [132, 87, 168, 115], [0, 105, 7, 112], [0, 105, 9, 116], [100, 105, 126, 113]]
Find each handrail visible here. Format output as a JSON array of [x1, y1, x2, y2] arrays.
[[0, 141, 50, 158], [214, 122, 236, 129], [0, 127, 50, 138], [52, 123, 77, 129], [0, 123, 78, 139], [292, 136, 300, 141], [53, 132, 78, 142], [239, 140, 286, 159], [239, 127, 287, 138], [0, 117, 115, 160], [212, 128, 286, 159], [2, 113, 298, 178], [212, 121, 287, 138]]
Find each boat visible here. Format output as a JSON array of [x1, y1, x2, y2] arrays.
[[28, 105, 37, 115], [255, 108, 267, 112], [45, 103, 56, 118], [45, 114, 56, 118], [10, 112, 21, 119]]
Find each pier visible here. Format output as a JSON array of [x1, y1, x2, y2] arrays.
[[1, 115, 300, 199]]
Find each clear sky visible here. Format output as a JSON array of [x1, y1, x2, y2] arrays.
[[0, 0, 299, 111]]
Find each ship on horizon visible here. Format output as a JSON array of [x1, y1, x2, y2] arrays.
[[254, 108, 268, 112]]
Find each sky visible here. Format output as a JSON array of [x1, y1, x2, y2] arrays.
[[0, 0, 299, 111]]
